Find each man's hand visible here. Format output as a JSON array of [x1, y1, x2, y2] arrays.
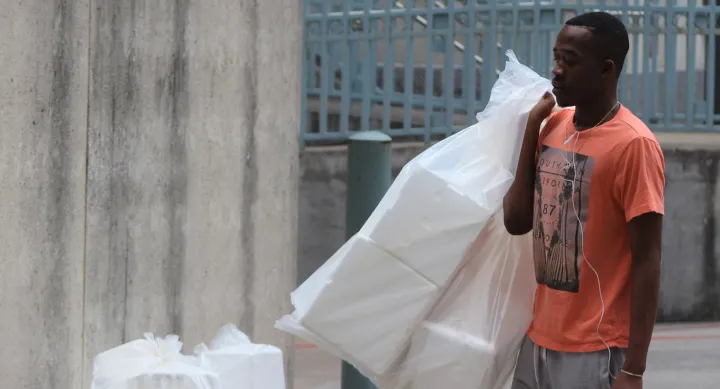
[[612, 371, 643, 389], [529, 92, 556, 122], [503, 92, 557, 235]]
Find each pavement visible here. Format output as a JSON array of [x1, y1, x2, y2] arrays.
[[293, 322, 720, 389]]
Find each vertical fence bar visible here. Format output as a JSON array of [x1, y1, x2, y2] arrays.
[[341, 2, 352, 137], [371, 9, 382, 131], [619, 0, 630, 105], [664, 2, 676, 128], [510, 0, 520, 63], [642, 0, 652, 122], [631, 3, 640, 114], [298, 11, 308, 151], [650, 3, 660, 123], [444, 0, 457, 138], [350, 15, 364, 129], [500, 12, 511, 63], [424, 1, 435, 143], [701, 1, 712, 129], [707, 1, 714, 126], [488, 0, 499, 84], [500, 8, 512, 65], [712, 0, 719, 123], [320, 1, 330, 135], [532, 0, 541, 70], [687, 2, 698, 129], [361, 1, 373, 132], [553, 1, 561, 37], [551, 1, 561, 81], [403, 0, 415, 133], [383, 0, 395, 133], [480, 5, 493, 108], [465, 4, 478, 124], [518, 5, 531, 64]]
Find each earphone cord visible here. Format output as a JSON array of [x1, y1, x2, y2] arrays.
[[561, 100, 621, 379], [573, 100, 620, 130], [563, 100, 619, 166]]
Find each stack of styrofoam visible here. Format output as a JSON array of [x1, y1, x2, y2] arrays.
[[385, 211, 536, 389], [195, 324, 286, 389], [91, 324, 286, 389], [90, 334, 220, 389], [276, 153, 503, 376], [276, 50, 550, 387], [279, 232, 439, 374]]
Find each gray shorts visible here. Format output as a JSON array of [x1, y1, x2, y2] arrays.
[[511, 335, 627, 389]]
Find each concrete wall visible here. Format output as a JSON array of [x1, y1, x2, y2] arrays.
[[0, 1, 89, 387], [298, 134, 720, 323], [0, 1, 300, 388]]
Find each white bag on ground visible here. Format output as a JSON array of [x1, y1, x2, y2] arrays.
[[91, 333, 220, 389], [276, 50, 550, 385], [194, 324, 286, 389]]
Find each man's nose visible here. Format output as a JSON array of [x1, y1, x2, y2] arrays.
[[552, 66, 563, 77]]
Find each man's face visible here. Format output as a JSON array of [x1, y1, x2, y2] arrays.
[[551, 25, 606, 107]]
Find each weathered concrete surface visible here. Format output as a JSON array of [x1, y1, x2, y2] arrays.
[[84, 0, 300, 388], [655, 134, 720, 322], [299, 134, 720, 322], [0, 0, 89, 388], [0, 0, 299, 388]]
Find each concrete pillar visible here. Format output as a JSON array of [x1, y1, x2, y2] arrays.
[[0, 0, 90, 387], [83, 0, 300, 387], [0, 0, 300, 387]]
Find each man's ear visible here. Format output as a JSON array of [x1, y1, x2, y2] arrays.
[[602, 58, 617, 77]]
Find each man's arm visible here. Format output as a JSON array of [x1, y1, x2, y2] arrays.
[[503, 92, 555, 235], [502, 115, 543, 235], [611, 136, 665, 388], [623, 211, 663, 376]]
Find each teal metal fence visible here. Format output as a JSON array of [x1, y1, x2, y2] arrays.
[[302, 0, 720, 148]]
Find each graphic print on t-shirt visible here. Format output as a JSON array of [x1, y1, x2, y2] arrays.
[[533, 145, 596, 293]]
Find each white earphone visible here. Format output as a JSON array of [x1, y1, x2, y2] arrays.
[[562, 101, 620, 380], [534, 102, 620, 385]]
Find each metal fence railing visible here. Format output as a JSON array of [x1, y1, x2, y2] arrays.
[[301, 0, 720, 148]]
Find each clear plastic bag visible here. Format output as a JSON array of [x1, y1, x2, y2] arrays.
[[91, 333, 220, 389], [377, 211, 535, 389], [194, 324, 286, 389], [276, 50, 549, 388]]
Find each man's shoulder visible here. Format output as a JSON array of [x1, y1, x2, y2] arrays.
[[540, 108, 573, 138], [545, 108, 573, 128], [613, 107, 659, 145], [602, 108, 665, 168]]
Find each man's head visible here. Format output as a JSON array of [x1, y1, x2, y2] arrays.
[[551, 12, 629, 107]]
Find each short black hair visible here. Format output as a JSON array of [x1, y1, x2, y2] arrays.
[[565, 11, 630, 76]]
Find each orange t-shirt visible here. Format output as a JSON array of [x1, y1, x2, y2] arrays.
[[526, 105, 665, 352]]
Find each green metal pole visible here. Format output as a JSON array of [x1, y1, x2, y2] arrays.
[[342, 131, 392, 389]]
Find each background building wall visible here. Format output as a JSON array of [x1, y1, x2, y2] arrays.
[[0, 0, 300, 388]]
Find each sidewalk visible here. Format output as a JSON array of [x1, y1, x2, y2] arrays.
[[294, 342, 340, 389], [294, 322, 720, 389]]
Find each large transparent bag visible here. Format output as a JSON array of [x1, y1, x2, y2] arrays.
[[276, 51, 550, 387], [91, 333, 220, 389], [376, 211, 535, 389]]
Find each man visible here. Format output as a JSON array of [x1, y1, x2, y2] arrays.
[[504, 12, 664, 389]]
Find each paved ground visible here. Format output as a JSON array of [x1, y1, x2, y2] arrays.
[[294, 322, 720, 389]]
